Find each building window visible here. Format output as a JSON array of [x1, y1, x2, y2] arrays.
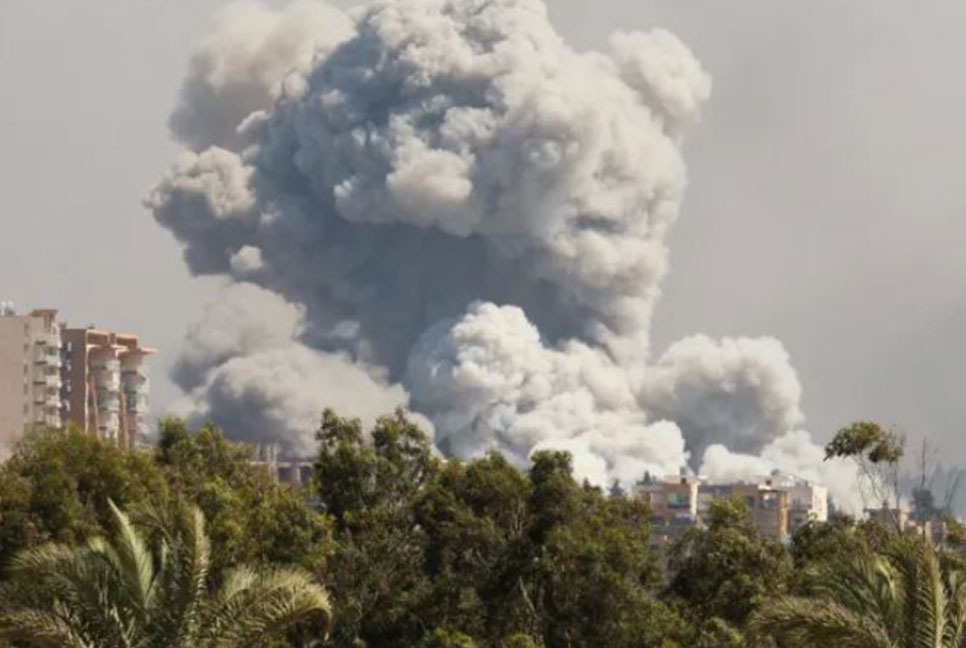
[[667, 492, 691, 509]]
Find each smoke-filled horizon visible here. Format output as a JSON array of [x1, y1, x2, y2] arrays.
[[149, 0, 858, 506]]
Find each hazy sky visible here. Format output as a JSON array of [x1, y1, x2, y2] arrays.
[[2, 1, 964, 463]]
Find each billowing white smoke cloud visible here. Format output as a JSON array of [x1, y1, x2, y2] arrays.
[[701, 431, 860, 512], [150, 0, 856, 507], [407, 302, 688, 484], [641, 335, 805, 461]]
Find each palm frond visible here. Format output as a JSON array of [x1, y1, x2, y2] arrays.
[[201, 567, 331, 648], [752, 595, 895, 648], [107, 499, 158, 616], [0, 501, 327, 648], [0, 608, 94, 648]]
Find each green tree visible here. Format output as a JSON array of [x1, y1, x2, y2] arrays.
[[0, 426, 167, 572], [416, 628, 478, 647], [315, 409, 438, 646], [523, 451, 683, 648], [791, 514, 897, 575], [0, 500, 330, 647], [156, 419, 331, 574], [413, 453, 531, 642], [753, 537, 966, 647], [825, 421, 905, 527], [666, 496, 791, 641]]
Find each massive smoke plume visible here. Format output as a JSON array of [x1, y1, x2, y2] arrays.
[[150, 0, 855, 504]]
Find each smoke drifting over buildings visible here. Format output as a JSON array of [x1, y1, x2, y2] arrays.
[[149, 0, 855, 504]]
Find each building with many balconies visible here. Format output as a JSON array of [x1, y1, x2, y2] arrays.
[[0, 305, 64, 455], [1, 303, 156, 454], [62, 327, 156, 448]]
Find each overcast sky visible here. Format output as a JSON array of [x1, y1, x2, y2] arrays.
[[2, 0, 964, 465]]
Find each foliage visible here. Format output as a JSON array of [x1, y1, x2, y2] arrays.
[[417, 628, 478, 648], [315, 413, 685, 648], [825, 421, 906, 526], [314, 409, 438, 646], [825, 421, 904, 464], [790, 514, 898, 568], [946, 516, 966, 550], [156, 419, 332, 574], [753, 536, 966, 647], [523, 451, 681, 648], [0, 426, 168, 572], [0, 500, 330, 647], [665, 496, 791, 642], [5, 417, 966, 648]]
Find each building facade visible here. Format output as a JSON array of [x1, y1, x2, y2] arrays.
[[0, 307, 63, 455], [638, 471, 828, 546], [62, 328, 156, 448], [1, 305, 155, 453], [249, 443, 315, 486], [638, 473, 701, 547]]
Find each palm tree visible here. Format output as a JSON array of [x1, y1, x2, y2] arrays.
[[753, 537, 966, 647], [0, 500, 330, 647]]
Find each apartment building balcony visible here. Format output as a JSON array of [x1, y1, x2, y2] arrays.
[[90, 359, 121, 372], [125, 394, 149, 412], [95, 378, 121, 392], [121, 378, 150, 395], [33, 348, 60, 366], [93, 366, 121, 389], [97, 395, 121, 412], [122, 377, 149, 391], [96, 409, 120, 428], [32, 369, 59, 386], [121, 367, 149, 381]]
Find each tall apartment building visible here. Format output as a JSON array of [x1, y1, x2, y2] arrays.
[[0, 304, 155, 454], [0, 307, 63, 454], [62, 328, 156, 448]]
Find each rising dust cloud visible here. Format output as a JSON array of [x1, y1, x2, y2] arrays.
[[148, 0, 857, 506]]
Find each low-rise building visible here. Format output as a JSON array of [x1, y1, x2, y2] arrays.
[[638, 472, 701, 547], [637, 470, 828, 546]]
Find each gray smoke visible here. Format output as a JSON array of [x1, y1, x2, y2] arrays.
[[149, 0, 856, 506], [167, 282, 410, 455]]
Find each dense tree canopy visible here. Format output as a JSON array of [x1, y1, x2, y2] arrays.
[[0, 500, 330, 647], [1, 416, 965, 647]]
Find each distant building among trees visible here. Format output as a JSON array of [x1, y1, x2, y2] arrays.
[[637, 470, 828, 546]]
